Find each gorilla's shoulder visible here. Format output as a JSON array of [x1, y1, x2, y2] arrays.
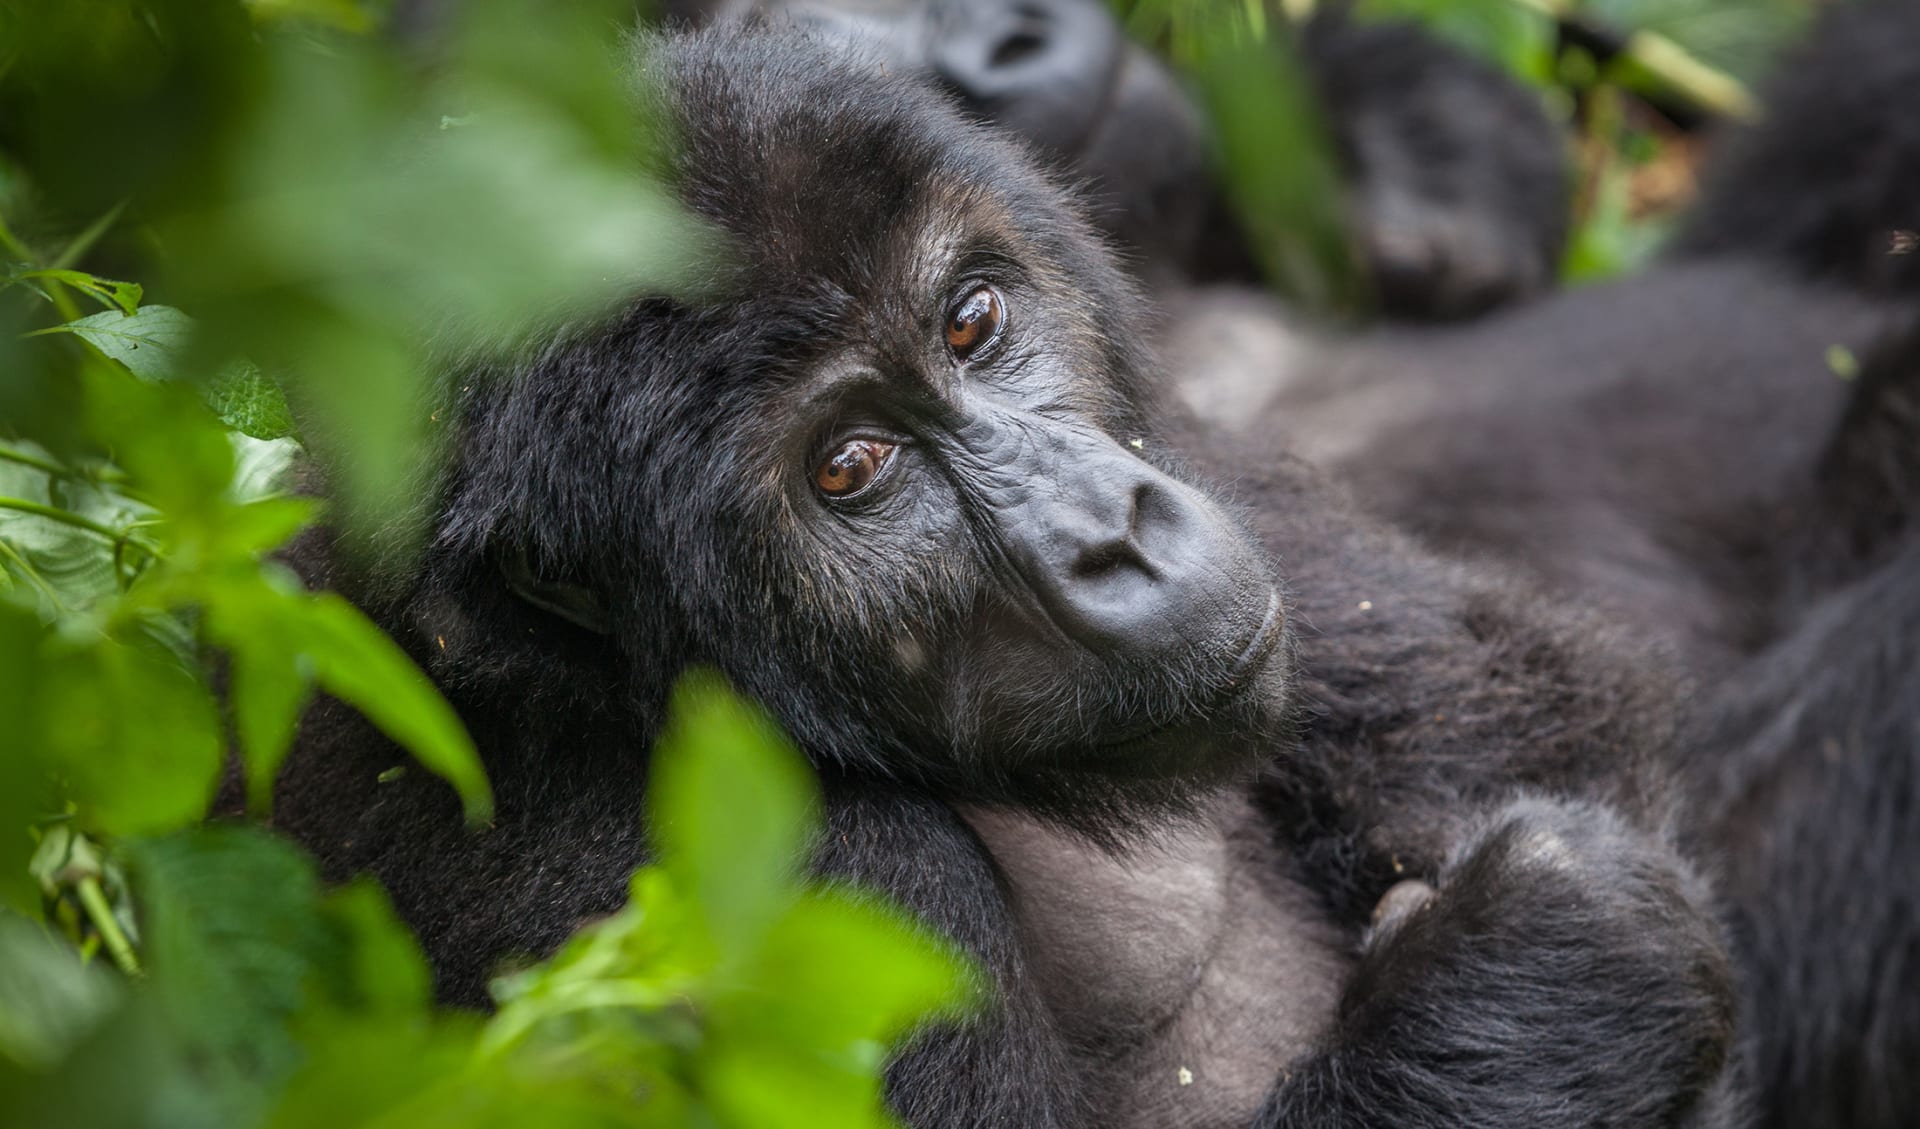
[[1676, 0, 1920, 294]]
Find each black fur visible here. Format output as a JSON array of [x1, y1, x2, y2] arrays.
[[1674, 0, 1920, 296], [274, 26, 1743, 1129], [1156, 4, 1920, 1126], [1296, 7, 1570, 318]]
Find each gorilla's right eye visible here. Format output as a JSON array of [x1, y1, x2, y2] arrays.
[[945, 285, 1006, 362], [814, 439, 897, 499]]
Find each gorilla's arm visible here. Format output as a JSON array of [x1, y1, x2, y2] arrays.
[[1264, 798, 1740, 1129], [1684, 330, 1920, 1129], [1200, 442, 1744, 1126]]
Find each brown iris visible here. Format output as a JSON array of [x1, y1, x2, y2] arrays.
[[945, 285, 1005, 361], [814, 439, 897, 498]]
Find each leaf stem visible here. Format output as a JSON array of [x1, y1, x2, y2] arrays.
[[0, 443, 73, 478], [0, 538, 66, 611], [0, 495, 122, 540], [1506, 0, 1759, 119], [76, 875, 142, 976]]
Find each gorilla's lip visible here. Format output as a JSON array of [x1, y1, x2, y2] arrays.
[[1226, 589, 1285, 682]]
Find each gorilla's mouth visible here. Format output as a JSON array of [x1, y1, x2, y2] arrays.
[[1085, 586, 1288, 756]]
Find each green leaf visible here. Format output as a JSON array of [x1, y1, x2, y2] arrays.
[[262, 1019, 475, 1129], [289, 590, 490, 823], [79, 357, 237, 525], [1354, 0, 1556, 86], [126, 828, 331, 1117], [67, 306, 299, 439], [0, 451, 152, 616], [314, 880, 435, 1014], [0, 609, 46, 915], [199, 568, 487, 822], [68, 306, 196, 380], [648, 670, 819, 958], [208, 359, 300, 441], [0, 911, 122, 1070], [40, 637, 224, 838], [729, 888, 977, 1050], [1182, 23, 1362, 314], [228, 626, 314, 815], [231, 435, 304, 504]]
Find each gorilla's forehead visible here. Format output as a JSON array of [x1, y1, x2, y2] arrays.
[[656, 26, 1060, 295]]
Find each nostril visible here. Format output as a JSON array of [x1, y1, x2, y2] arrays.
[[1071, 540, 1135, 579], [989, 29, 1047, 68], [1127, 480, 1152, 540]]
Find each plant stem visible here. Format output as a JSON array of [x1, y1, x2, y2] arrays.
[[0, 443, 74, 479], [0, 496, 121, 540], [76, 876, 142, 976], [1506, 0, 1759, 119], [0, 539, 65, 611]]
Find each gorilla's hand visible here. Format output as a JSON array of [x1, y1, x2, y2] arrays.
[[1260, 797, 1740, 1129]]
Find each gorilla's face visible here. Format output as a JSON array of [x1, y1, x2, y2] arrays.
[[439, 30, 1284, 814]]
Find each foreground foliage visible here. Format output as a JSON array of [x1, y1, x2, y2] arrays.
[[0, 2, 969, 1125]]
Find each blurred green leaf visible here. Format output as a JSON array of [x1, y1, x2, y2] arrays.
[[127, 828, 330, 1116], [203, 572, 491, 823], [230, 435, 304, 502], [1577, 0, 1808, 82], [1185, 23, 1363, 314], [226, 622, 314, 816], [40, 637, 223, 837], [0, 609, 45, 915], [1356, 0, 1556, 86], [0, 7, 983, 1128], [296, 590, 490, 822], [0, 911, 122, 1070], [649, 670, 819, 958], [313, 879, 434, 1014]]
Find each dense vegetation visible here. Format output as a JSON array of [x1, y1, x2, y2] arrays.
[[0, 1, 1802, 1125]]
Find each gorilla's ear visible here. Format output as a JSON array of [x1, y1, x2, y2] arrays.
[[500, 545, 612, 635]]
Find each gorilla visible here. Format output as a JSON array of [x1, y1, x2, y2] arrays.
[[736, 0, 1920, 1125], [271, 23, 1750, 1129]]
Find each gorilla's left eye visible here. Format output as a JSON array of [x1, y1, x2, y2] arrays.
[[945, 285, 1006, 361], [814, 439, 897, 499]]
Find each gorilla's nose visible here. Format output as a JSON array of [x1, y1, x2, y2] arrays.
[[987, 423, 1276, 663], [928, 0, 1121, 154]]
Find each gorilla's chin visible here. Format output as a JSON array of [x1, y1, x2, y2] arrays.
[[1021, 625, 1298, 811]]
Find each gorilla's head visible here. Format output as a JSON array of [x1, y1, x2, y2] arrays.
[[400, 28, 1287, 820]]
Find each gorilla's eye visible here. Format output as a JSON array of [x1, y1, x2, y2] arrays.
[[814, 439, 897, 499], [945, 285, 1006, 361]]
